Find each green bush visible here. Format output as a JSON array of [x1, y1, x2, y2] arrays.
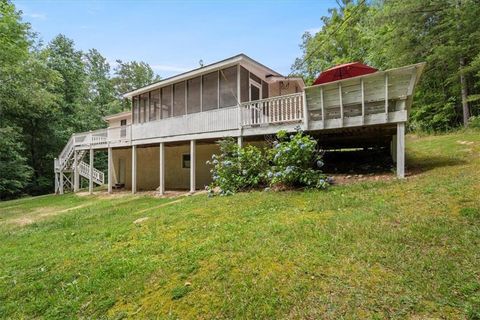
[[266, 129, 328, 189], [206, 138, 268, 196], [468, 115, 480, 129], [207, 130, 329, 196]]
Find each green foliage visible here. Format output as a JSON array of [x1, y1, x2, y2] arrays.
[[0, 1, 161, 198], [207, 138, 267, 195], [207, 130, 328, 196], [112, 60, 161, 110], [294, 0, 480, 130], [0, 127, 32, 199], [267, 129, 328, 189], [468, 116, 480, 129]]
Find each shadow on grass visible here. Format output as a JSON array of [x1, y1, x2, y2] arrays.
[[407, 154, 467, 174], [321, 149, 466, 176]]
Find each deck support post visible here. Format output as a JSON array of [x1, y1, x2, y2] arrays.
[[159, 142, 165, 195], [396, 122, 405, 178], [132, 145, 137, 194], [54, 171, 59, 194], [107, 147, 113, 194], [237, 136, 243, 148], [89, 148, 94, 194], [59, 172, 64, 195], [73, 150, 79, 192], [190, 140, 196, 194]]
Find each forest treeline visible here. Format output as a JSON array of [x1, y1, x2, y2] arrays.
[[293, 0, 480, 131], [1, 0, 479, 199], [0, 1, 159, 199]]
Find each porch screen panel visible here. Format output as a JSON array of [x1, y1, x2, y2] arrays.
[[173, 82, 186, 117], [250, 73, 262, 84], [132, 96, 139, 124], [262, 81, 268, 99], [219, 66, 238, 108], [202, 71, 218, 111], [240, 67, 249, 102], [187, 77, 201, 114], [161, 86, 172, 119], [140, 93, 149, 123], [150, 89, 160, 121]]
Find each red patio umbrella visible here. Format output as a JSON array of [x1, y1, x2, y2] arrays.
[[313, 62, 378, 85]]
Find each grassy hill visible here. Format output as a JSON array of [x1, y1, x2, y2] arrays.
[[0, 131, 479, 319]]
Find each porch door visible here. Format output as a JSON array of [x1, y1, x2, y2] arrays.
[[118, 158, 126, 184], [249, 80, 262, 124]]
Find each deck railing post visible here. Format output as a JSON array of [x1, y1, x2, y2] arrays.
[[338, 83, 344, 126], [302, 90, 309, 130], [361, 79, 365, 125], [320, 87, 325, 128], [385, 72, 389, 122]]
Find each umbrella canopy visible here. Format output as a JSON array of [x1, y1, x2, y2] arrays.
[[313, 62, 378, 85]]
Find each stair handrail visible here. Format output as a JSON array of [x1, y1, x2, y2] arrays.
[[57, 134, 76, 170]]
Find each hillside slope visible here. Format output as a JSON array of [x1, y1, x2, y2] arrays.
[[0, 131, 479, 319]]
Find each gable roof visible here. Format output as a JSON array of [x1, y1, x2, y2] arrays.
[[122, 54, 283, 98]]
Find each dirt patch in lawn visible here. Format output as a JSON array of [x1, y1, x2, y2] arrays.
[[3, 204, 90, 227]]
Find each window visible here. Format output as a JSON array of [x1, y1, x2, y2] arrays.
[[173, 82, 186, 117], [161, 86, 172, 118], [219, 66, 238, 108], [202, 71, 218, 111], [132, 96, 139, 124], [150, 89, 160, 121], [187, 77, 201, 114], [182, 154, 191, 169]]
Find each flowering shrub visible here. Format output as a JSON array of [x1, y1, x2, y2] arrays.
[[206, 138, 267, 196], [267, 129, 328, 189], [207, 129, 329, 196]]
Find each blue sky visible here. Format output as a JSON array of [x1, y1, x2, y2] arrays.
[[15, 0, 336, 77]]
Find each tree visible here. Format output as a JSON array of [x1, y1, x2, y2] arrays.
[[293, 0, 480, 131], [82, 49, 119, 128], [292, 0, 371, 84], [0, 127, 32, 200], [112, 60, 160, 110]]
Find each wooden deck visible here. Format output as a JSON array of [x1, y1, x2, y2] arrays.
[[54, 62, 425, 194]]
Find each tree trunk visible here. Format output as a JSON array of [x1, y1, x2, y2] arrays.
[[459, 57, 469, 127]]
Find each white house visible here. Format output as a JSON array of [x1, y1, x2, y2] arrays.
[[54, 54, 425, 194]]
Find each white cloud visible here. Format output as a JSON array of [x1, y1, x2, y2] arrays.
[[151, 64, 192, 73], [24, 12, 47, 20]]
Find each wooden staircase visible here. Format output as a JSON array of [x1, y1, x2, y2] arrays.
[[54, 134, 104, 194]]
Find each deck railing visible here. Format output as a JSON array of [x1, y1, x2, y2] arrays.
[[78, 161, 104, 184], [62, 63, 424, 149], [239, 92, 304, 126]]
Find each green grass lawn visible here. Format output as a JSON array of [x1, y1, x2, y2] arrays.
[[1, 131, 479, 319]]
